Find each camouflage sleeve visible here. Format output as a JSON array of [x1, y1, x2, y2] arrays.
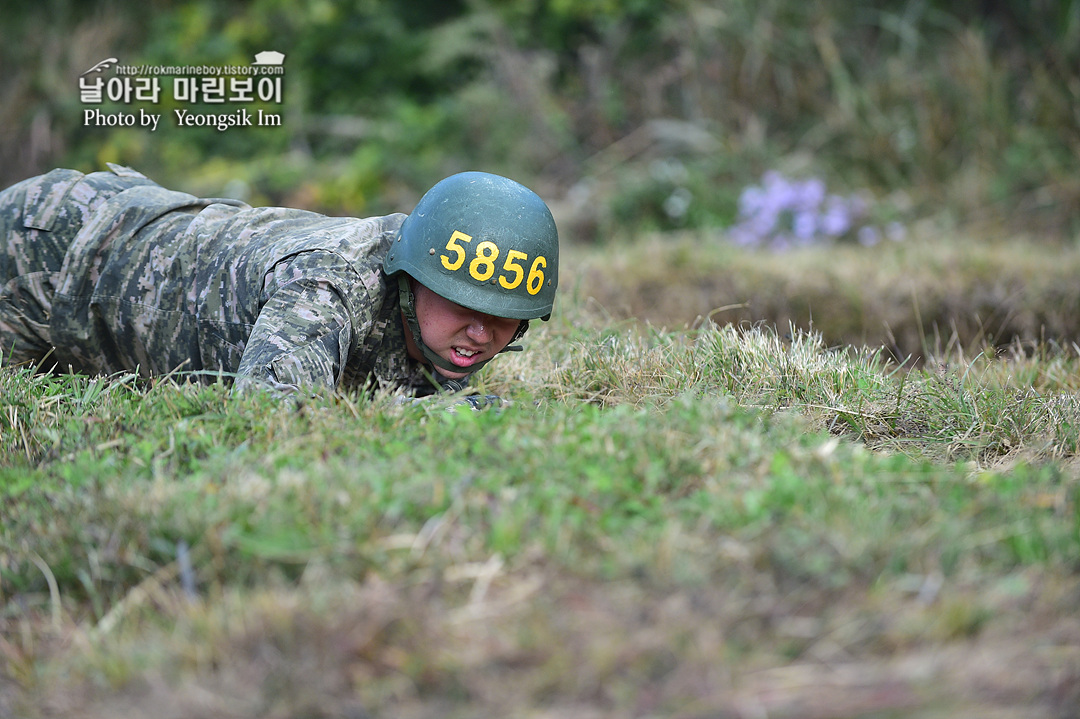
[[233, 277, 353, 395]]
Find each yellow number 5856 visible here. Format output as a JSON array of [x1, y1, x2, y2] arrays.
[[439, 230, 547, 295]]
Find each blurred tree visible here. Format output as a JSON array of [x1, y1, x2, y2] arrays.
[[2, 0, 1079, 236]]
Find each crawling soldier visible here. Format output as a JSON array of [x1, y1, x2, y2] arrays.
[[0, 164, 558, 396]]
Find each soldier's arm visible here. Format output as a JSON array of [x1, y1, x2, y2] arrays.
[[233, 277, 353, 394]]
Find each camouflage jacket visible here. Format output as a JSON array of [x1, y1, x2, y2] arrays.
[[39, 169, 440, 395]]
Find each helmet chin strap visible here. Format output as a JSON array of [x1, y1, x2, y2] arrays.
[[396, 276, 527, 377]]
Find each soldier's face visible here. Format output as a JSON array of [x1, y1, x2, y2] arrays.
[[406, 281, 521, 379]]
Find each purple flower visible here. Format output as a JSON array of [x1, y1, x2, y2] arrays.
[[793, 210, 818, 240], [857, 226, 881, 246], [727, 170, 890, 251], [794, 178, 826, 211], [820, 196, 852, 237]]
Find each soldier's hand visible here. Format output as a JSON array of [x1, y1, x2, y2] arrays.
[[450, 394, 508, 412], [392, 393, 509, 413]]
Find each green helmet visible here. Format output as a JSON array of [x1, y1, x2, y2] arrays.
[[385, 171, 559, 319], [383, 171, 559, 376]]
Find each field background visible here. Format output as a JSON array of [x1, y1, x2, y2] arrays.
[[2, 1, 1080, 717]]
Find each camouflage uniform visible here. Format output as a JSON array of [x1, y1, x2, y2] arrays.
[[0, 164, 448, 395]]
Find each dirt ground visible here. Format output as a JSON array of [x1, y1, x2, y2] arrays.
[[6, 563, 1079, 718]]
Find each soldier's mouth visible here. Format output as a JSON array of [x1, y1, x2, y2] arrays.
[[450, 346, 483, 366]]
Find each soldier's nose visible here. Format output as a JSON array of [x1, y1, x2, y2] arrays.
[[465, 316, 493, 343]]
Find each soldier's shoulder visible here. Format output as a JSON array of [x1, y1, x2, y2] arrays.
[[350, 212, 406, 239], [381, 212, 408, 228]]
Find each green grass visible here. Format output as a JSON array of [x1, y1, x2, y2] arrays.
[[2, 289, 1079, 715]]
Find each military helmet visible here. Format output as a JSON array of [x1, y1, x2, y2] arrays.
[[384, 171, 559, 321]]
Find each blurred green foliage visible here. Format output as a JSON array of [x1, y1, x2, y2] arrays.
[[2, 0, 1079, 237]]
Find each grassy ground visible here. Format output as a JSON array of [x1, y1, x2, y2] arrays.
[[2, 237, 1079, 718]]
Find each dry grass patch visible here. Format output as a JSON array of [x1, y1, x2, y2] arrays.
[[569, 228, 1080, 363]]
